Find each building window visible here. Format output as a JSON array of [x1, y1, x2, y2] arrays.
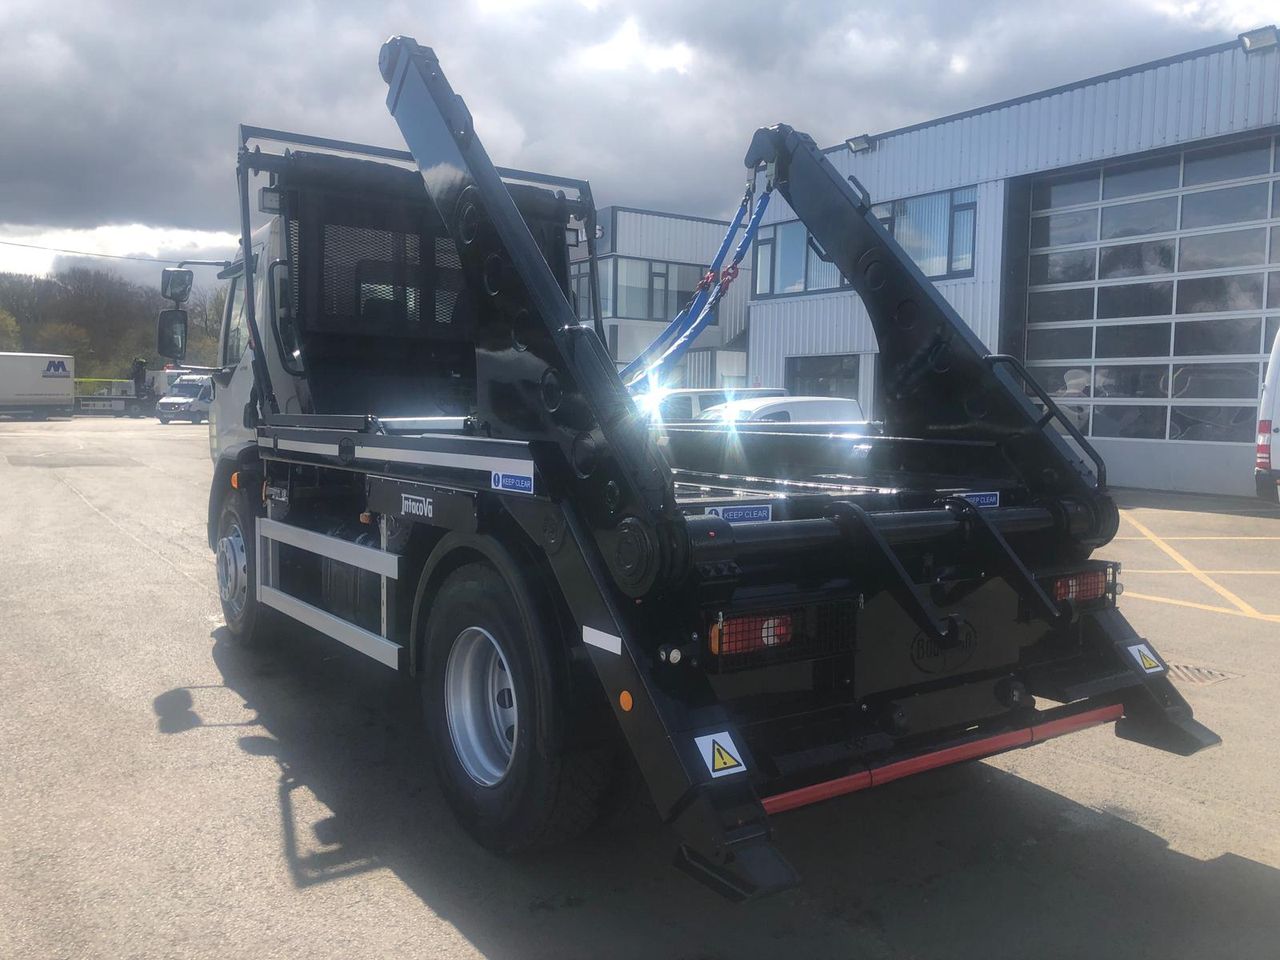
[[1026, 132, 1280, 443], [585, 256, 716, 323], [754, 185, 978, 298], [876, 186, 978, 279], [784, 354, 860, 398]]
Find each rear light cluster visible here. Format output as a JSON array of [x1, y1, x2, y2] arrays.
[[1257, 419, 1272, 471], [1051, 568, 1108, 603], [706, 601, 857, 673], [709, 614, 793, 656]]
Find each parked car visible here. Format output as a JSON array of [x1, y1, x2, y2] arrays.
[[635, 386, 787, 421], [155, 375, 212, 424], [697, 395, 866, 423]]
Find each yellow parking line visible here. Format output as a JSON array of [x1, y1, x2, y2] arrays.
[[1120, 513, 1262, 617], [1123, 569, 1280, 574], [1124, 591, 1280, 623], [1113, 536, 1280, 541]]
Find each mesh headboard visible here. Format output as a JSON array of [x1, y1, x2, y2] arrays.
[[279, 152, 477, 416]]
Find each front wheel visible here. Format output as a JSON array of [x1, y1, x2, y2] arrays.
[[157, 415, 170, 425], [421, 562, 614, 853], [215, 489, 264, 642]]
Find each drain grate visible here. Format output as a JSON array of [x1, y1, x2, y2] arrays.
[[1167, 663, 1239, 687]]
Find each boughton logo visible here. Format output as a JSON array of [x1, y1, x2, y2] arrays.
[[909, 620, 977, 675], [400, 493, 433, 518], [42, 359, 71, 378]]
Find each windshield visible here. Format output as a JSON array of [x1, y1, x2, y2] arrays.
[[170, 382, 204, 398]]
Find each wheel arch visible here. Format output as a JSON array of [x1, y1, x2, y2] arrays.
[[408, 526, 606, 758], [208, 442, 262, 550]]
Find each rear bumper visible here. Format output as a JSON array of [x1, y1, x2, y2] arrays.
[[761, 701, 1122, 815]]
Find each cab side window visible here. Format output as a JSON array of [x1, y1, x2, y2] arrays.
[[222, 275, 248, 366]]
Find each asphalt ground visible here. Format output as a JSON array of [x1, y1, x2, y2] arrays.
[[2, 417, 1279, 960]]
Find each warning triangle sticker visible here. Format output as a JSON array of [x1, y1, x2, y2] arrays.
[[711, 739, 742, 773], [694, 731, 747, 778], [1127, 642, 1164, 674]]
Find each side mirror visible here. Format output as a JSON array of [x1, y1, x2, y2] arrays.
[[156, 308, 188, 363], [161, 268, 194, 304]]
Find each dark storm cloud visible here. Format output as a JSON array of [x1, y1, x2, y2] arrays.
[[0, 1, 1243, 232]]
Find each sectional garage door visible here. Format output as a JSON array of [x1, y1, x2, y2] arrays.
[[1024, 133, 1279, 491]]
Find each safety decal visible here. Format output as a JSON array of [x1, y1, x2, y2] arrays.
[[1127, 642, 1164, 674], [694, 731, 746, 778], [582, 625, 622, 656], [705, 503, 773, 523], [960, 491, 1000, 508], [491, 471, 534, 495]]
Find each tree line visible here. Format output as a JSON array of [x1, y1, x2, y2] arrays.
[[0, 268, 224, 378]]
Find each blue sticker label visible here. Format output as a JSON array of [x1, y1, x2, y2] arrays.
[[42, 359, 71, 378], [961, 491, 1000, 508], [491, 471, 534, 494], [705, 503, 773, 523]]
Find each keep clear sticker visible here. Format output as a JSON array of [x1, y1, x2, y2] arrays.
[[694, 732, 746, 778], [1127, 642, 1165, 674]]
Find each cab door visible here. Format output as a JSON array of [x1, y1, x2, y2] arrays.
[[209, 266, 255, 460]]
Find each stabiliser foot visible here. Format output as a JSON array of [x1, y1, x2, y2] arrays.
[[674, 840, 799, 902]]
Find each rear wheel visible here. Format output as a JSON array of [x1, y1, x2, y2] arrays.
[[216, 489, 263, 642], [421, 562, 613, 852]]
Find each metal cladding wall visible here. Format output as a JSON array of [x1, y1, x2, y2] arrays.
[[749, 180, 1006, 397], [685, 348, 716, 388], [612, 208, 731, 263], [762, 39, 1280, 227], [610, 208, 753, 344]]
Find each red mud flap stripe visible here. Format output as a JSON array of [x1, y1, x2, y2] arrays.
[[761, 703, 1123, 816]]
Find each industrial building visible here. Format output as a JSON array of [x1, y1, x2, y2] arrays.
[[747, 26, 1280, 496], [569, 206, 752, 388]]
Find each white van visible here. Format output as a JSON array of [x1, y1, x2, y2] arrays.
[[698, 395, 866, 423], [155, 374, 212, 424], [1257, 338, 1280, 501], [635, 387, 787, 421]]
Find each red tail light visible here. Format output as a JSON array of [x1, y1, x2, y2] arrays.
[[709, 613, 793, 656], [1052, 569, 1107, 603], [1257, 419, 1272, 470]]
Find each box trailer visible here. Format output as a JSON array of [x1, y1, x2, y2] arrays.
[[0, 352, 75, 419]]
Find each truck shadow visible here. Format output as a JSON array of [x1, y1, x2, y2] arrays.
[[154, 626, 1280, 960]]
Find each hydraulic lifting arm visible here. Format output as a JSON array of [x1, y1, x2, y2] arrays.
[[378, 36, 685, 598], [743, 125, 1118, 548]]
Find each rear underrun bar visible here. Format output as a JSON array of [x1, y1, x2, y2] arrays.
[[761, 703, 1124, 815]]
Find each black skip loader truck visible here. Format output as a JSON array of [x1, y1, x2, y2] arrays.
[[153, 36, 1218, 899]]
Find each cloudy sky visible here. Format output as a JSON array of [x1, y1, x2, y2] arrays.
[[0, 0, 1273, 282]]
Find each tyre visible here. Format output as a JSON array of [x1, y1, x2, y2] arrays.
[[215, 488, 263, 642], [421, 562, 613, 853], [157, 415, 170, 424], [126, 401, 141, 418]]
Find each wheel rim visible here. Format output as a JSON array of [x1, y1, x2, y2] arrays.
[[216, 521, 249, 619], [444, 626, 518, 787]]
